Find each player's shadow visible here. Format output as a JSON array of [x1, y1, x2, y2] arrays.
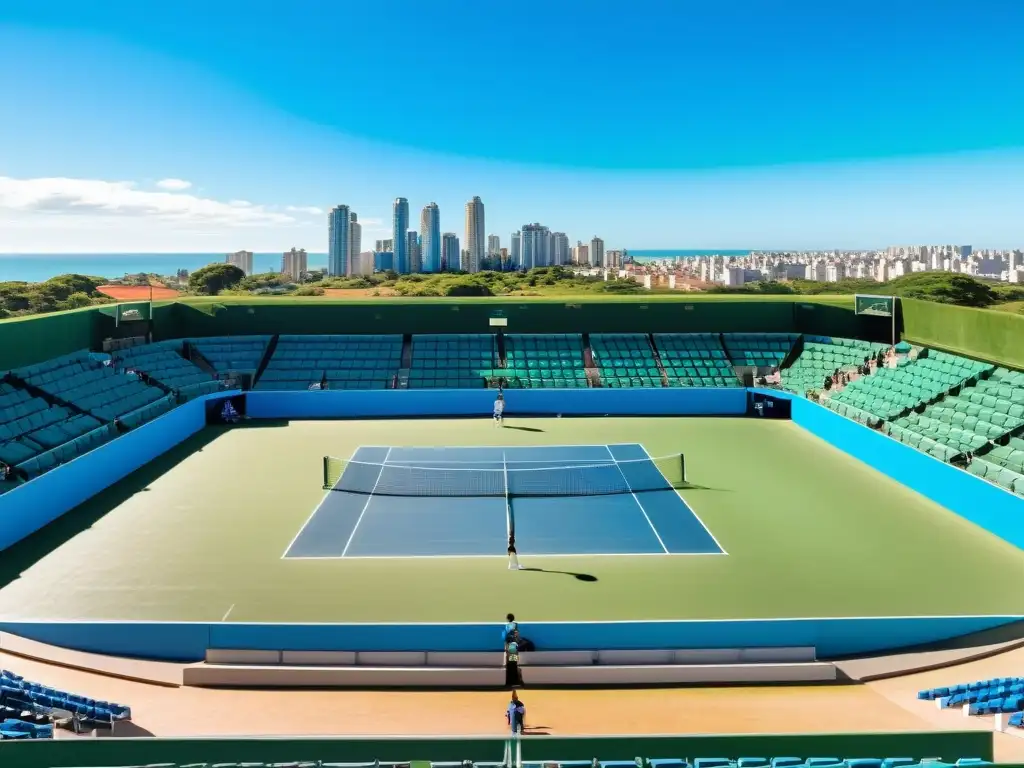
[[520, 567, 597, 582], [503, 425, 544, 433]]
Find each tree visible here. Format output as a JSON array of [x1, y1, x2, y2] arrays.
[[189, 263, 246, 295]]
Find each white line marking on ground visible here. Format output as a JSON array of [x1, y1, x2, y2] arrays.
[[605, 444, 669, 554], [340, 447, 392, 558], [221, 604, 235, 622]]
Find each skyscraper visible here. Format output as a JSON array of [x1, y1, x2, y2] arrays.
[[407, 230, 421, 273], [521, 223, 552, 270], [225, 250, 254, 275], [347, 212, 362, 276], [464, 196, 485, 273], [510, 231, 522, 270], [281, 247, 307, 280], [590, 236, 606, 268], [551, 232, 570, 265], [487, 234, 501, 257], [442, 232, 460, 271], [375, 238, 394, 252], [328, 205, 351, 276], [420, 203, 442, 273], [393, 198, 410, 273]]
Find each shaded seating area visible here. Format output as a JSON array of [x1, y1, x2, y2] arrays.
[[114, 340, 221, 399], [257, 335, 402, 391], [591, 333, 663, 388], [723, 333, 797, 367], [189, 336, 271, 377], [653, 334, 739, 387], [781, 337, 887, 396], [409, 334, 496, 389], [503, 334, 587, 389], [0, 668, 130, 735]]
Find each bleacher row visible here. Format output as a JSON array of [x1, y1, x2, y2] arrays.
[[919, 676, 1024, 729], [0, 668, 130, 740]]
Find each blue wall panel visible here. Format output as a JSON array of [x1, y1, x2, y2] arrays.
[[0, 392, 237, 552], [0, 615, 1018, 662], [245, 388, 748, 420], [779, 392, 1024, 551]]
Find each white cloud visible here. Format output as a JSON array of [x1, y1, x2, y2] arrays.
[[285, 205, 324, 215], [0, 176, 297, 227], [155, 178, 192, 191]]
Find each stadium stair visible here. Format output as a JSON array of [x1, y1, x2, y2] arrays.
[[647, 333, 671, 387], [252, 334, 280, 385], [582, 333, 602, 387]]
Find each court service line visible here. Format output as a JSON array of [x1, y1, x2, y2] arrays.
[[637, 444, 729, 556], [605, 445, 669, 554], [340, 446, 392, 558]]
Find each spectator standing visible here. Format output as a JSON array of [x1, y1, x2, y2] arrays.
[[506, 691, 525, 734], [504, 637, 521, 688]]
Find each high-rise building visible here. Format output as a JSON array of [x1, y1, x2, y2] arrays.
[[348, 212, 361, 275], [487, 234, 501, 257], [460, 248, 472, 272], [328, 205, 351, 277], [605, 250, 623, 269], [351, 251, 374, 277], [393, 198, 410, 273], [441, 232, 460, 271], [281, 247, 307, 280], [407, 230, 421, 273], [572, 243, 589, 265], [510, 231, 522, 269], [375, 238, 394, 252], [551, 232, 570, 265], [226, 250, 254, 275], [521, 223, 552, 270], [590, 236, 605, 268], [420, 203, 442, 272], [464, 196, 485, 273]]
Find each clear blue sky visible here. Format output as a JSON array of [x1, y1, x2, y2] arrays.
[[1, 0, 1023, 253]]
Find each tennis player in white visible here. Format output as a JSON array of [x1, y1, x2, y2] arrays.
[[493, 391, 505, 426]]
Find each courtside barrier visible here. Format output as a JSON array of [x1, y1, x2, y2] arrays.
[[0, 392, 239, 552], [0, 730, 995, 767], [244, 387, 748, 419]]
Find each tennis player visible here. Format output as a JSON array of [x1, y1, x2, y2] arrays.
[[508, 531, 522, 570], [493, 391, 505, 426]]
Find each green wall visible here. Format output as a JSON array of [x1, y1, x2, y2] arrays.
[[0, 308, 100, 371], [902, 298, 1024, 369], [0, 730, 995, 767]]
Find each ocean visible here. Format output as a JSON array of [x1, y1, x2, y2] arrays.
[[0, 249, 753, 283]]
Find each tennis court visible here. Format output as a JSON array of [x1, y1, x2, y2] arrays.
[[283, 444, 724, 558]]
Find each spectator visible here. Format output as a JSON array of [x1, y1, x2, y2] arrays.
[[506, 691, 526, 734], [502, 613, 518, 643], [511, 627, 534, 653], [221, 400, 241, 424], [504, 637, 521, 688], [0, 462, 10, 482]]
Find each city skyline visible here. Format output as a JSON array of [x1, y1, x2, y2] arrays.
[[3, 3, 1024, 253]]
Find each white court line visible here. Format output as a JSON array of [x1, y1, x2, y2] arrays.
[[636, 443, 729, 556], [221, 604, 235, 622], [287, 551, 715, 561], [605, 445, 669, 554], [339, 447, 392, 558]]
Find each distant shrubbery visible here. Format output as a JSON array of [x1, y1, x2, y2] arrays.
[[0, 274, 113, 319]]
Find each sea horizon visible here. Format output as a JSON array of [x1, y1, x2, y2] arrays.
[[0, 249, 755, 283]]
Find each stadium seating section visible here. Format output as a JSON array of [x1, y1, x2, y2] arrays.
[[189, 335, 272, 376], [920, 676, 1024, 724], [591, 333, 664, 387], [653, 334, 739, 387], [780, 337, 888, 396], [258, 334, 402, 391], [503, 334, 588, 389], [0, 668, 130, 739], [114, 340, 222, 399], [409, 334, 496, 389], [723, 333, 797, 367]]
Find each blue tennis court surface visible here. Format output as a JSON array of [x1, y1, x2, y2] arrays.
[[283, 444, 724, 559]]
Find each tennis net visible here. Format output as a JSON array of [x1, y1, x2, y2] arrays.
[[322, 454, 686, 497]]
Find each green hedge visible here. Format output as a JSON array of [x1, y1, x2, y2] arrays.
[[902, 298, 1024, 369]]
